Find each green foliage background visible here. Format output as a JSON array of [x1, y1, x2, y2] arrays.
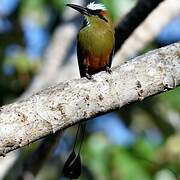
[[0, 0, 179, 180]]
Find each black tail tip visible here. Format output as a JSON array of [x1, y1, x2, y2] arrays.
[[62, 151, 82, 179]]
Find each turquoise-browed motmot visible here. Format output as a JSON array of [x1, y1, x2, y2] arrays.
[[63, 2, 115, 179], [68, 2, 114, 78]]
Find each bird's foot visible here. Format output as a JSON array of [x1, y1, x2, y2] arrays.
[[105, 66, 112, 74], [85, 73, 93, 80]]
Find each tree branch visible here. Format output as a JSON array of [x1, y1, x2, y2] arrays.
[[115, 0, 164, 52], [0, 42, 179, 157], [114, 0, 180, 65]]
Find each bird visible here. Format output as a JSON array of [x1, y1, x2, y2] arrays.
[[62, 2, 115, 179]]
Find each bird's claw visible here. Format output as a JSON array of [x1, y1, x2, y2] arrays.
[[105, 66, 112, 74], [85, 73, 93, 80]]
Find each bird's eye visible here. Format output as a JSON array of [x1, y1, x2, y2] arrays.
[[99, 15, 108, 22], [98, 11, 108, 22], [89, 9, 108, 22]]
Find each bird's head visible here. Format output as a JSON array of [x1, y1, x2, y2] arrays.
[[66, 2, 112, 27]]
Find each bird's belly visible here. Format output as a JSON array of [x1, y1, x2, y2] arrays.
[[78, 27, 114, 74], [83, 35, 113, 71], [84, 54, 109, 72]]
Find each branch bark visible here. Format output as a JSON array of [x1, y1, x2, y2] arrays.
[[0, 42, 179, 157]]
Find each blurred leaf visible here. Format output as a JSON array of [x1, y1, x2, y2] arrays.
[[108, 146, 151, 180], [82, 133, 152, 180], [101, 0, 137, 19], [51, 0, 69, 12], [132, 138, 157, 161], [82, 133, 110, 180], [159, 88, 180, 111]]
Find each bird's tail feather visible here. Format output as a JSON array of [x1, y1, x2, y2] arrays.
[[62, 123, 86, 179]]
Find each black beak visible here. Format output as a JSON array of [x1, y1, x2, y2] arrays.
[[66, 4, 90, 16]]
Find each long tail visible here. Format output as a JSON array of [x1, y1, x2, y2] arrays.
[[62, 123, 86, 179]]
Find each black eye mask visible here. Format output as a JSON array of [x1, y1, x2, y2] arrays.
[[87, 9, 108, 22], [98, 13, 108, 22]]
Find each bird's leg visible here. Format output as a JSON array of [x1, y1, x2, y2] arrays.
[[85, 66, 92, 80], [105, 65, 112, 74], [85, 72, 92, 80]]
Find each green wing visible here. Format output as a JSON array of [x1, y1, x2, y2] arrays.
[[77, 39, 86, 78]]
